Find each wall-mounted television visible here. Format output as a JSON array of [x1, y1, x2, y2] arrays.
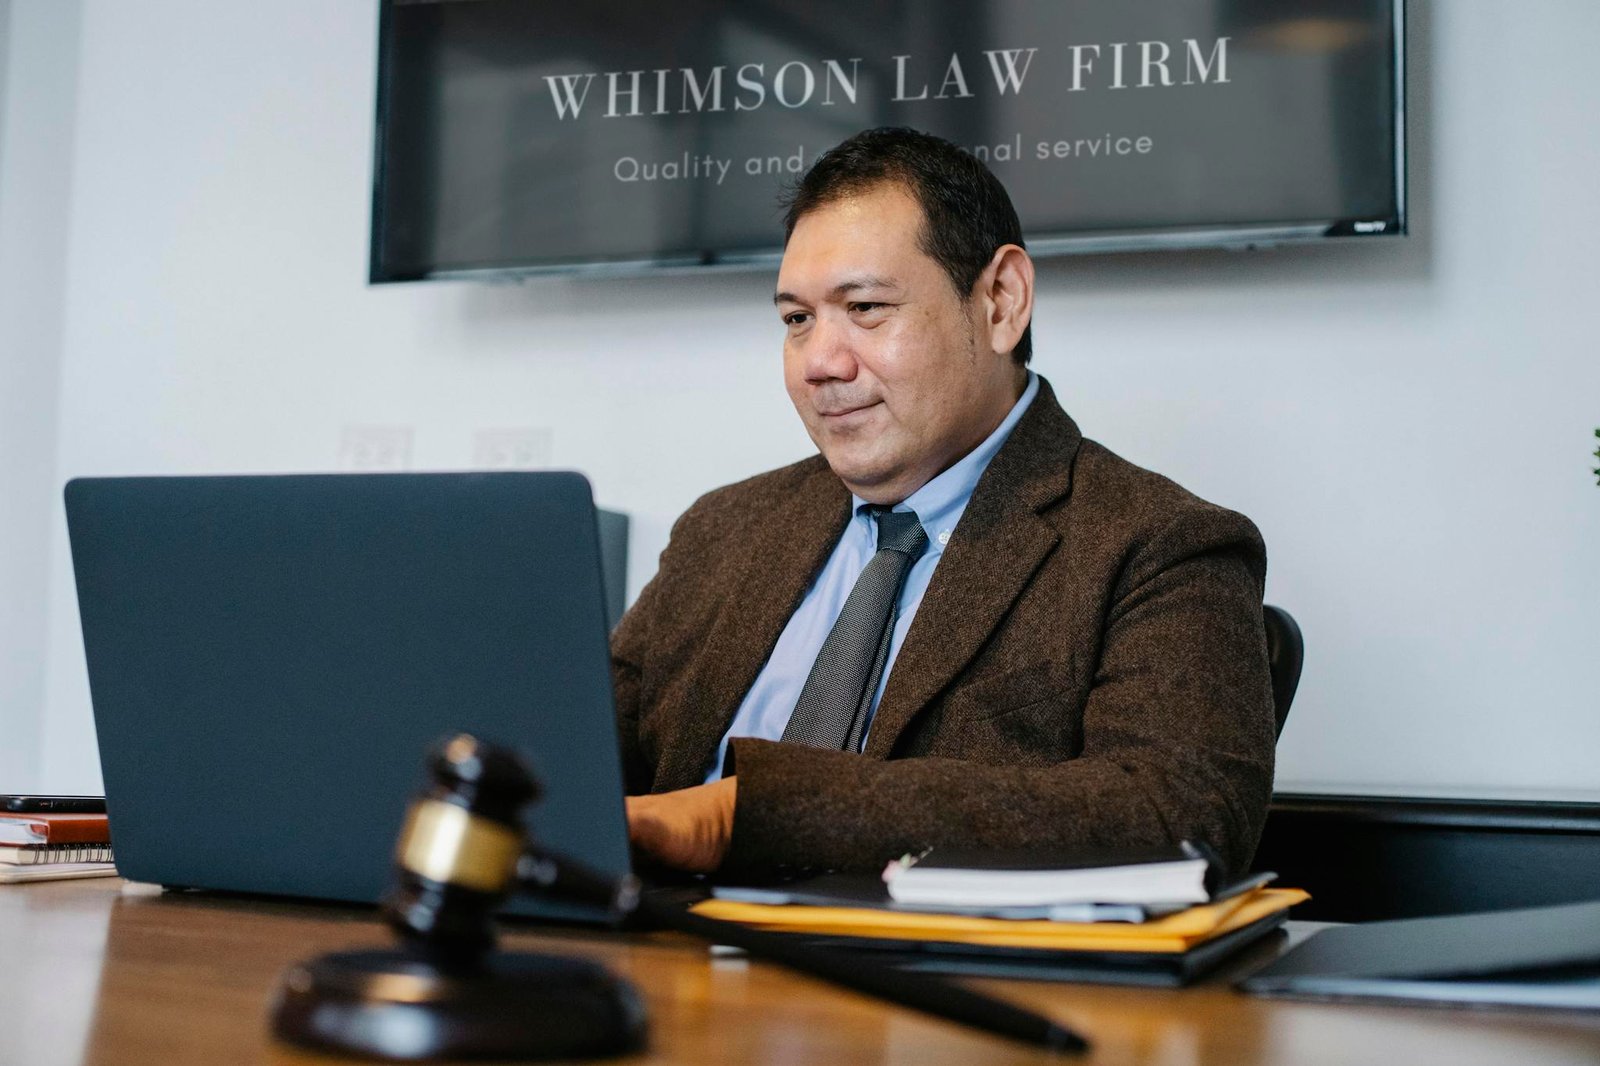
[[370, 0, 1405, 282]]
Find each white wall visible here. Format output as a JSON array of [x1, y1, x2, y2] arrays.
[[0, 0, 80, 791], [11, 0, 1599, 798]]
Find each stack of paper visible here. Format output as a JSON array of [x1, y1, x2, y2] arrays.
[[694, 887, 1308, 955], [883, 843, 1217, 909], [692, 844, 1309, 985]]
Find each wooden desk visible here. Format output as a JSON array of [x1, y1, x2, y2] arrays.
[[5, 879, 1599, 1066]]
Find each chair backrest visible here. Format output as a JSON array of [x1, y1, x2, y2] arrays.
[[1263, 605, 1303, 738], [596, 508, 630, 630]]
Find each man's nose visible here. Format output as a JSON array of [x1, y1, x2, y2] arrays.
[[803, 311, 859, 384]]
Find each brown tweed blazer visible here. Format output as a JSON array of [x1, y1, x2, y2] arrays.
[[611, 378, 1276, 878]]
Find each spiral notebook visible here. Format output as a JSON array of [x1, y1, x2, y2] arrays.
[[0, 841, 117, 884], [0, 862, 118, 884], [1, 843, 115, 865]]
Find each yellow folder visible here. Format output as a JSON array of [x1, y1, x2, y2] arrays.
[[690, 886, 1309, 954]]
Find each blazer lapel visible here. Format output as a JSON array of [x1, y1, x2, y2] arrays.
[[653, 460, 851, 790], [864, 380, 1082, 757]]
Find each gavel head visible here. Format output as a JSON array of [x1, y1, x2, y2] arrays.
[[274, 738, 647, 1061], [381, 733, 538, 966]]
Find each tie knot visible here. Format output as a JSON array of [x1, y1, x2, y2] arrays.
[[870, 507, 928, 557]]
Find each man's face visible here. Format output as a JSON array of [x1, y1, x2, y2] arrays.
[[775, 182, 1024, 504]]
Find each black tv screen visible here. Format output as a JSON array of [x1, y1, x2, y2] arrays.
[[371, 0, 1404, 281]]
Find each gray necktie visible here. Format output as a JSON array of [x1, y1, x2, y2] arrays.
[[782, 507, 929, 752]]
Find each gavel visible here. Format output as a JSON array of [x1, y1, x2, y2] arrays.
[[271, 734, 1084, 1060]]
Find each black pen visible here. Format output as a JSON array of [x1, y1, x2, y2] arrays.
[[522, 851, 1089, 1052], [645, 893, 1088, 1052]]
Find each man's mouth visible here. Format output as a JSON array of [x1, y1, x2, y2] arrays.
[[818, 401, 880, 420]]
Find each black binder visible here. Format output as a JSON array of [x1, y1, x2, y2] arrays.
[[1240, 899, 1600, 1010]]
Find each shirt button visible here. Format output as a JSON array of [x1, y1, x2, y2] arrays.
[[938, 530, 951, 546]]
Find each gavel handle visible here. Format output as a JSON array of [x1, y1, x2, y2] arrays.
[[516, 850, 1086, 1053]]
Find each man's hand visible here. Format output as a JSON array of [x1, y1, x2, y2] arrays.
[[625, 777, 737, 873]]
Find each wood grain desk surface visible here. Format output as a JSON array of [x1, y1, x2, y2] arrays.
[[4, 878, 1599, 1066]]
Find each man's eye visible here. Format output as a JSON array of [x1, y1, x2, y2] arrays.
[[783, 312, 811, 327], [850, 302, 885, 314]]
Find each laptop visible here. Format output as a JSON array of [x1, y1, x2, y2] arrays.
[[65, 472, 632, 922]]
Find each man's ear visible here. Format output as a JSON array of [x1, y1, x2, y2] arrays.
[[978, 244, 1035, 359]]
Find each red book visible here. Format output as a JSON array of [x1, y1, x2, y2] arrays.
[[0, 811, 111, 845]]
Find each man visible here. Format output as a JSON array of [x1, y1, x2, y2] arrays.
[[615, 128, 1275, 880]]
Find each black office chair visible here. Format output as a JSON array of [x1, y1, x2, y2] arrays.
[[1262, 605, 1303, 738]]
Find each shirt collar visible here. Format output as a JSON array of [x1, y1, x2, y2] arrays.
[[852, 371, 1039, 548]]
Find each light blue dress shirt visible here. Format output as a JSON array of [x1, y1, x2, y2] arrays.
[[705, 372, 1039, 781]]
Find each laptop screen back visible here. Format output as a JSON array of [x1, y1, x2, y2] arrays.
[[65, 471, 631, 920]]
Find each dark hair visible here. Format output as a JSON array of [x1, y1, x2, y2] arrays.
[[781, 127, 1032, 365]]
